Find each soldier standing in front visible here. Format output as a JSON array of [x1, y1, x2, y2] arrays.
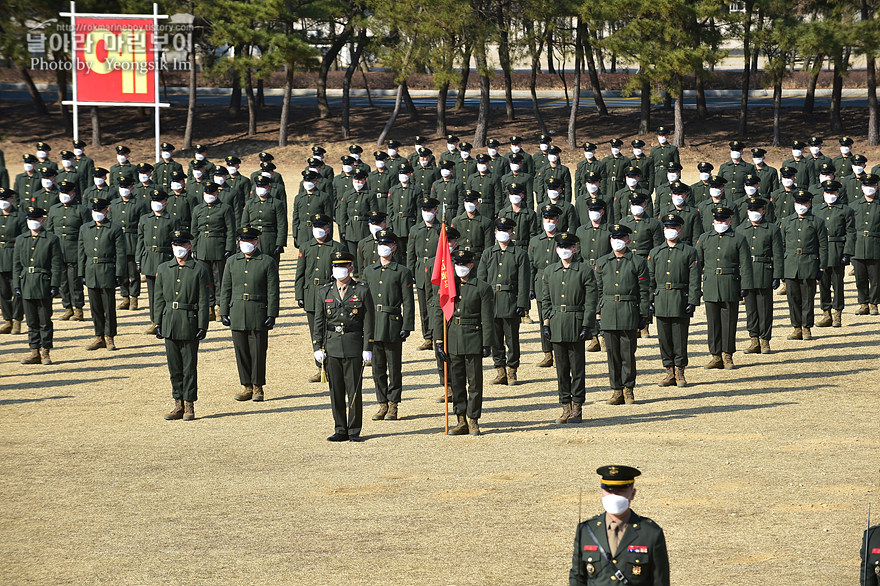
[[814, 180, 855, 328], [0, 188, 27, 334]]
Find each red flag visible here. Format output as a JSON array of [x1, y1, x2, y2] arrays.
[[431, 224, 456, 322]]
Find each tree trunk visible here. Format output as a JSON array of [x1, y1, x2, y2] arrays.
[[454, 44, 472, 110], [245, 71, 257, 136], [738, 0, 754, 137], [663, 91, 672, 110], [529, 40, 548, 135], [377, 83, 405, 146], [342, 29, 367, 139], [568, 17, 583, 148], [13, 61, 48, 116], [772, 80, 782, 147], [499, 27, 515, 121], [257, 79, 265, 109], [830, 58, 843, 133], [279, 65, 292, 146], [402, 82, 420, 119], [869, 54, 878, 146], [695, 69, 708, 118], [228, 67, 242, 117], [545, 30, 555, 75], [317, 27, 353, 118], [183, 42, 197, 149], [638, 74, 650, 135], [473, 46, 491, 147], [90, 106, 102, 147], [673, 76, 684, 147], [804, 56, 822, 117], [436, 82, 449, 136], [360, 61, 374, 107], [583, 23, 608, 116]]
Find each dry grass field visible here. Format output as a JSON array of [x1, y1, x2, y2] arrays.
[[2, 102, 880, 584]]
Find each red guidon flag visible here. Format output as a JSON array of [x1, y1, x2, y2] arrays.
[[431, 224, 456, 322]]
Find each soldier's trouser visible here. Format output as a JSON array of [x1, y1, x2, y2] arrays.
[[744, 288, 773, 340], [119, 255, 140, 298], [305, 310, 323, 369], [326, 355, 364, 436], [705, 301, 738, 355], [416, 284, 433, 340], [604, 329, 638, 389], [24, 297, 53, 348], [449, 353, 483, 419], [492, 317, 521, 368], [819, 265, 845, 311], [145, 275, 157, 322], [552, 340, 586, 403], [87, 287, 117, 337], [203, 259, 224, 306], [656, 317, 690, 367], [853, 259, 880, 304], [346, 240, 360, 276], [787, 278, 817, 328], [232, 329, 268, 386], [372, 340, 403, 403], [535, 299, 552, 353], [165, 338, 199, 401], [60, 262, 84, 308], [0, 271, 23, 321]]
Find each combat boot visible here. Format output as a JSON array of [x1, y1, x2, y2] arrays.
[[234, 385, 253, 401], [164, 399, 184, 420], [252, 386, 264, 402], [639, 325, 650, 338], [59, 307, 74, 321], [40, 348, 52, 365], [71, 308, 84, 321], [704, 354, 724, 369], [568, 403, 584, 423], [536, 352, 553, 368], [11, 319, 22, 333], [832, 310, 842, 327], [802, 327, 813, 340], [520, 310, 534, 324], [20, 349, 41, 364], [506, 367, 518, 386], [658, 367, 676, 387], [777, 282, 787, 295], [117, 297, 130, 310], [674, 366, 688, 387], [599, 335, 606, 350], [417, 338, 433, 350], [855, 303, 870, 315], [760, 339, 772, 354], [607, 389, 625, 405], [105, 337, 117, 351], [623, 387, 636, 404], [743, 337, 761, 354], [372, 402, 388, 420], [145, 323, 158, 335], [722, 353, 735, 369], [208, 306, 216, 321], [435, 389, 453, 403], [490, 367, 507, 385], [787, 327, 803, 340], [308, 369, 322, 383], [816, 309, 833, 327], [586, 335, 601, 352], [0, 320, 11, 334], [86, 336, 106, 350], [183, 401, 195, 421], [129, 297, 139, 310], [872, 304, 879, 316], [467, 417, 481, 436], [385, 402, 398, 420], [555, 402, 572, 424], [448, 414, 469, 435]]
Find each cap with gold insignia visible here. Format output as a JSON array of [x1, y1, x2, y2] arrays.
[[254, 175, 270, 187], [822, 180, 842, 192], [541, 204, 562, 218], [0, 187, 14, 199], [728, 140, 744, 151], [237, 227, 262, 239], [150, 189, 168, 201], [463, 189, 481, 202], [367, 210, 387, 223], [387, 139, 402, 149], [72, 139, 87, 149], [508, 153, 524, 164], [225, 155, 241, 165], [22, 154, 37, 163], [818, 163, 836, 175], [610, 138, 624, 147], [839, 136, 854, 146], [509, 135, 523, 144], [496, 217, 516, 231], [743, 174, 759, 186], [191, 159, 206, 169], [413, 135, 427, 146], [261, 162, 277, 172], [90, 197, 110, 210], [548, 145, 562, 155], [439, 159, 455, 170], [656, 126, 670, 135], [331, 250, 355, 265], [115, 145, 131, 155], [352, 169, 368, 181], [780, 166, 798, 178], [670, 181, 689, 195], [863, 174, 880, 186], [310, 213, 332, 227], [475, 153, 490, 163], [584, 171, 601, 183], [665, 161, 682, 172], [446, 226, 460, 240], [451, 249, 474, 264], [418, 147, 433, 157], [213, 167, 228, 176], [631, 139, 646, 149], [57, 180, 76, 193], [349, 143, 363, 154], [697, 161, 714, 173], [445, 134, 459, 144], [459, 141, 473, 151], [792, 139, 807, 150], [507, 182, 524, 194], [708, 175, 728, 188], [203, 182, 219, 195], [258, 151, 274, 162], [555, 232, 578, 246], [539, 133, 552, 144], [545, 176, 562, 188], [746, 197, 767, 210], [793, 189, 812, 204], [629, 193, 647, 205], [398, 162, 413, 173], [161, 142, 175, 151], [93, 167, 109, 177], [300, 170, 318, 181], [170, 230, 194, 244], [375, 229, 397, 244], [26, 207, 47, 218], [662, 213, 683, 226], [305, 157, 322, 168], [36, 141, 51, 152], [852, 154, 868, 166], [116, 175, 133, 187], [624, 166, 641, 177], [137, 162, 154, 174], [487, 138, 501, 148], [60, 150, 74, 160], [597, 465, 641, 489], [808, 136, 823, 146], [40, 167, 57, 177], [340, 155, 356, 166], [419, 197, 440, 209], [582, 142, 597, 151], [587, 197, 606, 210], [194, 144, 208, 153], [712, 206, 734, 220], [751, 147, 767, 157], [311, 145, 326, 156], [170, 170, 186, 182], [610, 224, 632, 238]]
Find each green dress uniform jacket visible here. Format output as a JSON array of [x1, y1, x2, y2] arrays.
[[166, 191, 197, 232], [294, 238, 346, 310], [851, 197, 880, 259], [361, 261, 416, 342], [697, 196, 741, 234], [781, 156, 816, 188], [690, 181, 711, 206], [602, 154, 630, 196], [188, 159, 217, 180], [406, 221, 441, 289], [332, 172, 354, 204], [413, 165, 440, 198], [429, 178, 465, 223], [574, 224, 612, 267], [649, 143, 680, 187], [31, 187, 60, 213], [450, 212, 494, 259], [629, 154, 655, 194], [82, 183, 119, 203], [454, 158, 477, 184], [534, 163, 573, 202], [735, 220, 784, 289], [504, 150, 534, 175], [136, 212, 180, 275], [152, 159, 184, 192], [574, 159, 605, 197], [832, 153, 856, 178], [594, 251, 651, 330], [357, 234, 405, 270], [228, 173, 253, 205], [657, 204, 703, 246], [612, 187, 653, 225], [77, 221, 126, 288], [12, 229, 64, 298], [13, 172, 41, 208], [653, 182, 694, 212], [465, 172, 502, 218], [499, 172, 535, 209], [528, 231, 561, 296], [779, 212, 829, 279], [368, 168, 394, 214], [734, 196, 777, 225], [191, 201, 235, 261], [339, 187, 378, 243], [109, 161, 136, 187], [217, 183, 245, 229], [313, 280, 374, 357], [292, 190, 335, 247], [574, 192, 613, 226], [814, 202, 856, 266], [498, 205, 539, 248], [695, 231, 754, 302], [619, 215, 663, 257], [478, 244, 530, 319], [219, 249, 280, 330], [185, 178, 208, 202], [386, 181, 421, 237], [488, 155, 510, 180], [56, 168, 80, 188], [718, 160, 757, 197], [647, 242, 701, 317], [132, 181, 160, 204], [73, 155, 95, 193], [540, 260, 598, 340], [250, 181, 287, 205], [0, 210, 27, 271], [153, 257, 211, 339], [109, 197, 148, 255], [755, 164, 780, 198], [46, 203, 89, 263], [770, 187, 797, 221], [537, 197, 580, 233], [570, 512, 670, 586], [430, 276, 495, 355], [242, 196, 288, 252]]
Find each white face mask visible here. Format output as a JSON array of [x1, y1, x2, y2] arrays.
[[511, 145, 521, 153], [461, 151, 471, 160], [239, 241, 256, 254], [36, 150, 47, 159], [73, 148, 84, 156], [387, 148, 398, 157], [446, 144, 456, 153], [226, 166, 237, 175], [556, 247, 573, 260], [586, 183, 599, 194], [841, 146, 851, 155], [302, 181, 316, 192], [667, 172, 679, 183], [193, 170, 204, 179], [256, 187, 269, 197], [118, 187, 131, 198], [376, 160, 386, 169], [117, 154, 127, 164], [27, 219, 43, 230], [602, 494, 630, 516], [464, 202, 477, 213], [791, 149, 802, 158], [509, 163, 521, 172], [809, 146, 820, 155], [709, 187, 723, 198], [312, 154, 323, 161], [377, 244, 394, 257], [172, 245, 189, 258], [824, 193, 838, 205], [94, 177, 106, 186], [398, 173, 409, 184], [539, 143, 549, 152], [794, 204, 810, 215], [487, 148, 498, 157], [630, 204, 645, 216], [625, 177, 638, 188], [422, 210, 436, 223], [59, 193, 72, 204], [41, 178, 54, 189], [864, 186, 878, 197], [543, 221, 557, 233], [170, 181, 183, 191], [584, 151, 594, 160], [91, 211, 106, 222], [753, 157, 764, 165], [744, 185, 758, 196], [610, 238, 626, 252], [0, 200, 11, 210], [453, 265, 471, 277], [658, 135, 667, 144], [853, 166, 865, 175], [203, 194, 217, 204], [342, 165, 354, 174], [138, 173, 151, 183], [509, 194, 522, 205], [632, 148, 643, 157], [440, 169, 452, 178], [477, 163, 488, 173], [699, 172, 711, 182], [312, 227, 327, 239], [62, 159, 72, 169], [263, 171, 274, 178], [588, 210, 603, 222], [713, 222, 729, 234], [194, 153, 206, 161], [214, 176, 225, 185], [730, 150, 742, 160], [819, 174, 833, 184], [782, 177, 795, 188], [547, 154, 558, 163], [353, 181, 365, 192], [369, 223, 383, 235], [161, 151, 172, 160], [495, 230, 511, 243], [748, 210, 763, 222], [418, 159, 429, 168], [664, 228, 679, 241], [547, 189, 559, 200], [23, 163, 34, 172], [671, 195, 685, 207], [151, 201, 165, 212], [610, 147, 621, 156]]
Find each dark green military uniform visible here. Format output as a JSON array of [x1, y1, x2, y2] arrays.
[[82, 169, 119, 203], [649, 129, 680, 189], [338, 173, 378, 274], [367, 154, 395, 214], [611, 169, 653, 225], [779, 193, 828, 334], [504, 137, 534, 176], [136, 192, 181, 329], [450, 196, 493, 270], [601, 140, 629, 196], [718, 141, 757, 198], [782, 142, 817, 188], [109, 191, 147, 306], [356, 213, 404, 269], [628, 141, 654, 195], [529, 210, 565, 361], [537, 177, 579, 233], [78, 200, 126, 344], [406, 199, 442, 344], [574, 201, 613, 270], [534, 150, 573, 203], [499, 163, 535, 210], [71, 142, 95, 194], [46, 190, 88, 314], [313, 251, 374, 441], [466, 157, 502, 217], [697, 188, 741, 235], [619, 206, 663, 259], [386, 166, 420, 251], [814, 184, 855, 322], [574, 144, 605, 199], [164, 171, 196, 232], [736, 201, 784, 349], [850, 175, 880, 309], [0, 195, 26, 329], [657, 185, 703, 246], [652, 162, 688, 212], [214, 172, 245, 230], [191, 195, 235, 310], [486, 143, 510, 181], [429, 165, 465, 223], [413, 153, 440, 198], [291, 176, 334, 250], [152, 143, 185, 192], [109, 146, 136, 187], [690, 162, 714, 206], [13, 157, 41, 209], [241, 188, 288, 265], [187, 146, 216, 180], [31, 167, 60, 213], [752, 149, 780, 199]]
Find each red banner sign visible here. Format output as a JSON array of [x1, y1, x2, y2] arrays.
[[74, 17, 156, 103]]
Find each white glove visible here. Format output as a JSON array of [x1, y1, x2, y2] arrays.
[[362, 351, 372, 363], [314, 350, 325, 363]]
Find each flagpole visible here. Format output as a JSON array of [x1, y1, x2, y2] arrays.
[[442, 218, 449, 435]]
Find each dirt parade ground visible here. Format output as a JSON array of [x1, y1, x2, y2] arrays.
[[3, 103, 880, 584]]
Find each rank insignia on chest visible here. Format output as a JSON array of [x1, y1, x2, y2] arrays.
[[873, 548, 880, 554], [628, 545, 648, 554], [324, 299, 334, 303], [350, 297, 359, 301], [352, 308, 358, 314], [586, 563, 595, 575], [583, 545, 598, 551], [632, 565, 642, 576]]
